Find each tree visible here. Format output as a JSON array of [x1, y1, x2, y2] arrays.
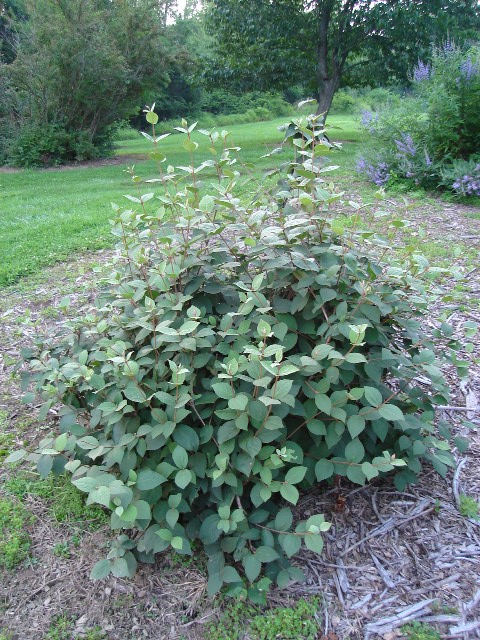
[[0, 0, 173, 163], [0, 0, 25, 63], [207, 0, 480, 117]]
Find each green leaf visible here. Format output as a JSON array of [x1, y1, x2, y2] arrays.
[[3, 449, 26, 464], [280, 483, 299, 505], [345, 439, 365, 463], [282, 534, 301, 558], [255, 546, 280, 563], [347, 415, 366, 439], [285, 466, 307, 485], [364, 386, 382, 407], [378, 404, 405, 422], [90, 559, 111, 580], [207, 573, 223, 596], [304, 534, 324, 554], [275, 507, 293, 531], [146, 110, 158, 125], [72, 476, 97, 492], [314, 394, 332, 415], [137, 470, 166, 490], [243, 554, 261, 583], [345, 353, 367, 363], [171, 536, 184, 550], [346, 464, 366, 484], [212, 383, 234, 400], [183, 138, 198, 153], [222, 566, 242, 583], [361, 462, 379, 481], [123, 382, 147, 404], [229, 394, 249, 411], [111, 558, 130, 578], [175, 469, 192, 489], [172, 446, 188, 469], [315, 459, 334, 481]]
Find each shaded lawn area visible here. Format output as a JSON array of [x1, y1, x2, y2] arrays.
[[0, 115, 362, 287]]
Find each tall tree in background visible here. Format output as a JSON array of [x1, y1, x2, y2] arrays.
[[0, 0, 173, 162], [207, 0, 480, 116], [0, 0, 25, 62]]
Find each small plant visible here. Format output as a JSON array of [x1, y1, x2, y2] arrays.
[[209, 598, 320, 640], [44, 615, 74, 640], [459, 493, 480, 519], [0, 409, 14, 463], [53, 542, 71, 559], [249, 598, 320, 639], [402, 621, 441, 640], [0, 496, 32, 569], [9, 111, 472, 599]]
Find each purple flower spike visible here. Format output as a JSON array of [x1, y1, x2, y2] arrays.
[[413, 60, 431, 82], [460, 57, 479, 82], [395, 133, 417, 157]]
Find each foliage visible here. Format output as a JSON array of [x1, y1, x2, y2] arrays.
[[209, 598, 320, 640], [7, 124, 112, 168], [0, 495, 31, 569], [0, 0, 172, 166], [440, 157, 480, 198], [357, 44, 480, 196], [206, 0, 479, 115], [402, 621, 441, 640], [459, 494, 480, 520], [9, 112, 471, 598]]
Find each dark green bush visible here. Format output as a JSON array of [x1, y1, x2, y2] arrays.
[[10, 113, 470, 599], [8, 124, 113, 168]]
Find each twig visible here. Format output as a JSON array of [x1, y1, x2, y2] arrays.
[[448, 620, 480, 637], [365, 598, 437, 634]]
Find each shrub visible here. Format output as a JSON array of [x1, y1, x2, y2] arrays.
[[440, 156, 480, 197], [9, 113, 469, 599], [357, 43, 480, 195], [8, 124, 112, 168]]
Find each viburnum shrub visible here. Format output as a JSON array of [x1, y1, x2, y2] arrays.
[[9, 110, 472, 600]]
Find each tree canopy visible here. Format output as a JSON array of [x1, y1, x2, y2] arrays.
[[207, 0, 480, 115]]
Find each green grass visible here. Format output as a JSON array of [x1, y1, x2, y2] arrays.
[[0, 115, 361, 287], [0, 495, 32, 569], [4, 471, 108, 527]]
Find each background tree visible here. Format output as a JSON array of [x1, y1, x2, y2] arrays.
[[0, 0, 173, 164], [206, 0, 480, 116], [0, 0, 25, 63]]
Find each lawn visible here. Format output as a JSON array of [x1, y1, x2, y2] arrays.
[[0, 114, 363, 287]]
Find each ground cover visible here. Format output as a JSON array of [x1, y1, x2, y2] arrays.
[[0, 114, 479, 639]]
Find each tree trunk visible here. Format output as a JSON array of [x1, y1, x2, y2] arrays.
[[316, 76, 338, 120]]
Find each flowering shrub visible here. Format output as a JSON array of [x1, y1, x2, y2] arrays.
[[440, 157, 480, 197], [357, 44, 480, 197]]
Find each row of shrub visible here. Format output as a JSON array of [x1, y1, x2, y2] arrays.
[[356, 44, 480, 198], [330, 87, 403, 115]]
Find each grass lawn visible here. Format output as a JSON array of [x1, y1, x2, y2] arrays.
[[0, 114, 363, 287]]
